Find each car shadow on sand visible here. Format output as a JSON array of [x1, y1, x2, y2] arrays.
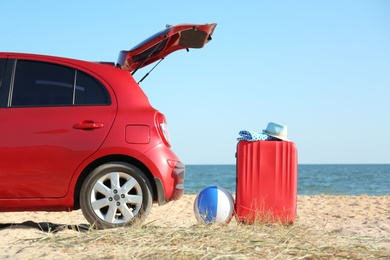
[[0, 221, 91, 233]]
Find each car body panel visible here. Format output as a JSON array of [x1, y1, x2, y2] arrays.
[[0, 106, 116, 199]]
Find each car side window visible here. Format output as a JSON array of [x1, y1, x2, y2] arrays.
[[11, 60, 110, 107], [75, 70, 110, 105], [0, 59, 6, 107], [0, 59, 5, 88], [12, 60, 74, 106], [0, 58, 6, 94]]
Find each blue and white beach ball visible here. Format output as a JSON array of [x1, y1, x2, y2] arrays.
[[193, 186, 234, 224]]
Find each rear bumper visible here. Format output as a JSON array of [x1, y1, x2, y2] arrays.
[[167, 160, 185, 201], [154, 161, 185, 205], [139, 143, 185, 204]]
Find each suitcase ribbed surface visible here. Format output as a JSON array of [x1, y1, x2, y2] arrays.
[[235, 141, 298, 223]]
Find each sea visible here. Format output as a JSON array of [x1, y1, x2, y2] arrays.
[[184, 164, 390, 196]]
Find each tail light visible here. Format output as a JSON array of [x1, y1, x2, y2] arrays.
[[156, 112, 171, 147]]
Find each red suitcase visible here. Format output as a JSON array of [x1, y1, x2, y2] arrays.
[[235, 140, 298, 224]]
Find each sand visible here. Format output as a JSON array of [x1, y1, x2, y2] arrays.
[[1, 195, 389, 259]]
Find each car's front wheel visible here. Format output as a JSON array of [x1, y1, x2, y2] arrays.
[[80, 162, 152, 229]]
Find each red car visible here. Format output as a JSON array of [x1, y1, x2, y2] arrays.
[[0, 23, 217, 229]]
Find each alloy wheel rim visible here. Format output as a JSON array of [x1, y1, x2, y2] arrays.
[[90, 171, 143, 224]]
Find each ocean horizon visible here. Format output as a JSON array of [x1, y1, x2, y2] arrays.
[[184, 164, 390, 196]]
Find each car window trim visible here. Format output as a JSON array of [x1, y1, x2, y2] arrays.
[[8, 59, 17, 107], [72, 70, 77, 105]]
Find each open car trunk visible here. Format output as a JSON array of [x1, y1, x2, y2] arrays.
[[117, 23, 217, 73]]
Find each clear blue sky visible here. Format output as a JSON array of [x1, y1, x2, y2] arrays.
[[1, 1, 389, 164]]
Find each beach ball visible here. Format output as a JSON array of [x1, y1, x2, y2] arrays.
[[193, 186, 234, 224]]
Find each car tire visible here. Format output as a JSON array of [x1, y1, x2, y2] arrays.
[[80, 162, 152, 229]]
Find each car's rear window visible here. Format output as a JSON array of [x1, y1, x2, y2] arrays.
[[11, 60, 110, 107]]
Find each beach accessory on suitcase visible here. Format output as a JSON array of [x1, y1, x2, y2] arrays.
[[237, 122, 289, 141], [263, 122, 289, 141], [237, 130, 271, 141]]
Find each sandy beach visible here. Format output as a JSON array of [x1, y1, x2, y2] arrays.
[[1, 195, 389, 259]]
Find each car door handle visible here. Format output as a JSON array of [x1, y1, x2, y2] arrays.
[[73, 121, 104, 130]]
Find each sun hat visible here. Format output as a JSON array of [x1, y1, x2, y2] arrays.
[[263, 122, 289, 141]]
